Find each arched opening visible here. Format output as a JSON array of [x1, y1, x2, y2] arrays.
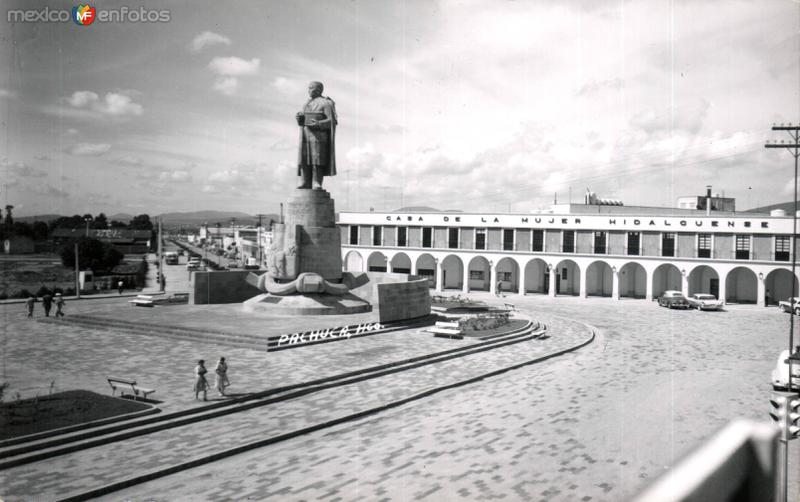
[[390, 252, 411, 274], [367, 252, 387, 272], [688, 265, 720, 298], [725, 267, 758, 304], [652, 263, 682, 298], [619, 262, 647, 299], [467, 256, 491, 291], [441, 255, 464, 290], [523, 258, 548, 294], [344, 250, 363, 272], [766, 269, 799, 306], [586, 261, 613, 297], [555, 259, 580, 296], [496, 257, 520, 295], [416, 254, 436, 288]]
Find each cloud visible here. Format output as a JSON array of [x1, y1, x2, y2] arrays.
[[68, 91, 98, 107], [208, 57, 260, 76], [272, 76, 296, 94], [2, 160, 47, 178], [158, 170, 192, 182], [112, 156, 143, 166], [0, 88, 17, 99], [190, 31, 232, 52], [34, 155, 52, 161], [67, 143, 111, 156], [213, 77, 238, 96], [66, 91, 143, 116], [207, 57, 260, 96]]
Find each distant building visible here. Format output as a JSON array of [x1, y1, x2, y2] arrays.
[[339, 199, 796, 307], [677, 186, 735, 212]]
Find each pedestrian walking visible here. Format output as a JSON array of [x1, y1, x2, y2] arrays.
[[496, 280, 503, 297], [42, 292, 53, 317], [117, 280, 124, 295], [54, 293, 65, 318], [25, 295, 36, 318], [194, 360, 209, 401], [766, 288, 772, 307], [214, 357, 230, 396]]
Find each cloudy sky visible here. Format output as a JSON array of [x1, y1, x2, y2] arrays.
[[1, 0, 798, 217]]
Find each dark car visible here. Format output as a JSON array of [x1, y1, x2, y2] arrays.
[[658, 290, 690, 309]]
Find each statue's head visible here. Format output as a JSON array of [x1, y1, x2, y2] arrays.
[[308, 81, 324, 98]]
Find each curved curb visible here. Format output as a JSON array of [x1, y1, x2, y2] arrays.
[[0, 406, 160, 450], [55, 322, 595, 502]]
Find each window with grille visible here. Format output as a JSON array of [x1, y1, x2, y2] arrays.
[[448, 228, 459, 249], [397, 227, 407, 247], [562, 230, 575, 253], [469, 270, 484, 280], [349, 225, 359, 245], [627, 232, 640, 255], [662, 233, 675, 257], [594, 231, 606, 254], [476, 228, 487, 250], [372, 226, 382, 246], [735, 235, 750, 260], [422, 227, 433, 248], [498, 271, 512, 282], [776, 236, 791, 261], [698, 234, 711, 258], [532, 230, 544, 252], [503, 229, 514, 251]]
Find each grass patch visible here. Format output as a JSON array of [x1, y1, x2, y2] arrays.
[[0, 390, 151, 440]]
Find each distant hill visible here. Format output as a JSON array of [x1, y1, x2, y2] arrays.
[[14, 214, 63, 223], [157, 211, 280, 227]]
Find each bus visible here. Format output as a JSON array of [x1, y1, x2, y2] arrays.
[[164, 251, 179, 265]]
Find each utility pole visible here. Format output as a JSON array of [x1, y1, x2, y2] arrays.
[[765, 123, 800, 502], [74, 242, 80, 299], [157, 217, 164, 292], [256, 213, 266, 268]]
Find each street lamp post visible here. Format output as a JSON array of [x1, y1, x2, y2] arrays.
[[84, 216, 92, 238]]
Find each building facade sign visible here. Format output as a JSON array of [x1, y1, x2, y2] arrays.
[[337, 213, 790, 235]]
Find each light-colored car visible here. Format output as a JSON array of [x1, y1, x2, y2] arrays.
[[772, 349, 800, 390], [778, 297, 800, 315], [186, 258, 202, 270], [657, 290, 690, 309], [686, 293, 723, 311]]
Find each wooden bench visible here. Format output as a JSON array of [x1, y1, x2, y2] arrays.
[[129, 295, 155, 307], [107, 376, 156, 401]]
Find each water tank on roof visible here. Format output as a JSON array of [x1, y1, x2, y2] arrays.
[[771, 209, 787, 216]]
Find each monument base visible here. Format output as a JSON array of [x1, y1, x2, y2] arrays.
[[242, 292, 371, 316]]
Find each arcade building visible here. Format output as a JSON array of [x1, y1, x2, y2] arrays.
[[337, 200, 799, 308]]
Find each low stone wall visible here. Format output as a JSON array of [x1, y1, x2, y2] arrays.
[[344, 272, 431, 322], [191, 270, 261, 304]]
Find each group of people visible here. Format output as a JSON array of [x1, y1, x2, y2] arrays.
[[25, 293, 65, 318], [193, 358, 230, 401]]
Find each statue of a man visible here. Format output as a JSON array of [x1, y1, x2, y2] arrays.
[[296, 81, 337, 189]]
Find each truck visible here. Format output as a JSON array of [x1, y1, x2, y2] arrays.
[[164, 251, 179, 265]]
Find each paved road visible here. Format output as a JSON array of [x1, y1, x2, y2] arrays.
[[108, 295, 797, 502], [0, 292, 795, 501]]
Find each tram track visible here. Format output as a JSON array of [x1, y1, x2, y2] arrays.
[[0, 320, 541, 470]]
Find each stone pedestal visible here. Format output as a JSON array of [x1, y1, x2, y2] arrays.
[[281, 189, 343, 282]]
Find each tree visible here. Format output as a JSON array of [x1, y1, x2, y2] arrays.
[[4, 205, 13, 227], [129, 214, 153, 230], [109, 220, 127, 228], [32, 221, 49, 240], [50, 215, 84, 230], [93, 213, 108, 229], [60, 237, 123, 271]]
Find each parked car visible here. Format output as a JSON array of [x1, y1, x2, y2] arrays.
[[778, 297, 800, 315], [686, 293, 723, 311], [186, 258, 202, 270], [772, 349, 800, 390], [657, 290, 690, 309]]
